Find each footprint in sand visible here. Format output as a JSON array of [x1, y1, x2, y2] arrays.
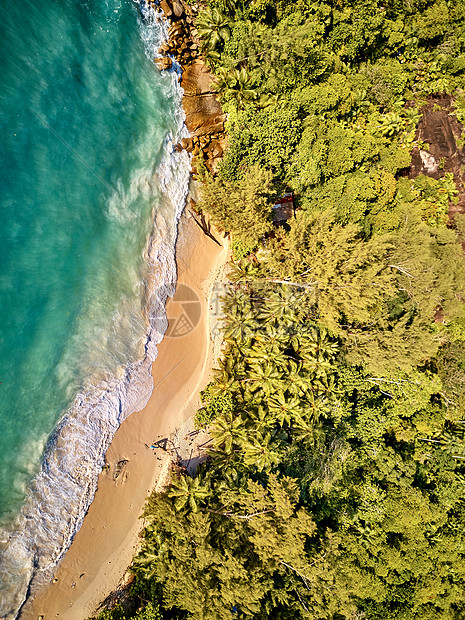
[[113, 458, 129, 482]]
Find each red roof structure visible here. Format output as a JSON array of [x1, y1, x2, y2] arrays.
[[272, 193, 294, 224]]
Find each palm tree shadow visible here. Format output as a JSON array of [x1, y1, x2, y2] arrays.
[[189, 209, 222, 246]]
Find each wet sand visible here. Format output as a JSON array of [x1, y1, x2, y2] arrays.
[[23, 211, 227, 619]]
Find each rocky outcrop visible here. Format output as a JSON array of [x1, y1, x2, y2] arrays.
[[180, 60, 227, 173], [409, 95, 465, 219], [149, 0, 227, 173], [154, 56, 172, 71]]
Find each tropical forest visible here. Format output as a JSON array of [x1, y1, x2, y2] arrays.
[[96, 0, 465, 618]]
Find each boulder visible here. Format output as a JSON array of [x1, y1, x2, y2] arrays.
[[181, 137, 194, 152], [181, 61, 218, 97], [172, 0, 184, 18], [211, 143, 224, 158], [177, 61, 226, 153], [159, 0, 172, 17], [168, 23, 183, 38]]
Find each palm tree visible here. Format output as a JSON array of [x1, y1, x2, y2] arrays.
[[312, 374, 340, 397], [290, 417, 314, 444], [250, 326, 286, 355], [244, 405, 275, 435], [404, 106, 421, 130], [242, 432, 280, 472], [203, 48, 221, 69], [167, 474, 210, 513], [305, 392, 331, 424], [222, 287, 254, 317], [247, 360, 284, 396], [210, 412, 247, 454], [223, 311, 259, 344], [133, 533, 167, 579], [258, 288, 304, 326], [292, 327, 338, 361], [222, 294, 257, 335], [218, 67, 258, 108], [246, 328, 290, 368], [208, 463, 248, 495], [210, 354, 244, 398], [257, 92, 279, 110], [227, 259, 262, 283], [268, 392, 304, 427], [196, 8, 231, 51], [304, 353, 335, 381], [210, 65, 233, 96], [420, 429, 465, 461], [282, 360, 308, 398]]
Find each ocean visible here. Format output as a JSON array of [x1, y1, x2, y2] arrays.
[[0, 0, 188, 615]]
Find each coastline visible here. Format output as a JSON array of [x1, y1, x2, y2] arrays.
[[23, 210, 228, 619], [18, 2, 230, 616]]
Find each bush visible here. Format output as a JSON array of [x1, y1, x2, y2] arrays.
[[231, 237, 257, 260], [219, 103, 302, 181], [195, 383, 234, 428], [197, 165, 275, 248]]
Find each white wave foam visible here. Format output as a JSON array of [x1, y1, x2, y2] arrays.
[[0, 4, 190, 617]]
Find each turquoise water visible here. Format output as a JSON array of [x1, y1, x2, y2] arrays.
[[0, 0, 188, 614]]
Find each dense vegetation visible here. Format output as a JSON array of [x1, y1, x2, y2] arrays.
[[95, 0, 465, 618]]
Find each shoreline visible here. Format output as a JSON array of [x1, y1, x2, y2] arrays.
[[23, 210, 228, 619], [19, 2, 229, 616]]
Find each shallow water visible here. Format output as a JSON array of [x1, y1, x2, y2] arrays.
[[0, 0, 188, 615]]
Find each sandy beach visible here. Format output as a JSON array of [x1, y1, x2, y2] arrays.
[[22, 210, 228, 620]]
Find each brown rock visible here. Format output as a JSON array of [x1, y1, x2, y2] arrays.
[[154, 56, 172, 71], [179, 61, 227, 139], [181, 137, 194, 152], [182, 61, 218, 97], [211, 142, 223, 158], [172, 0, 184, 18], [159, 0, 172, 17], [168, 23, 183, 37]]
